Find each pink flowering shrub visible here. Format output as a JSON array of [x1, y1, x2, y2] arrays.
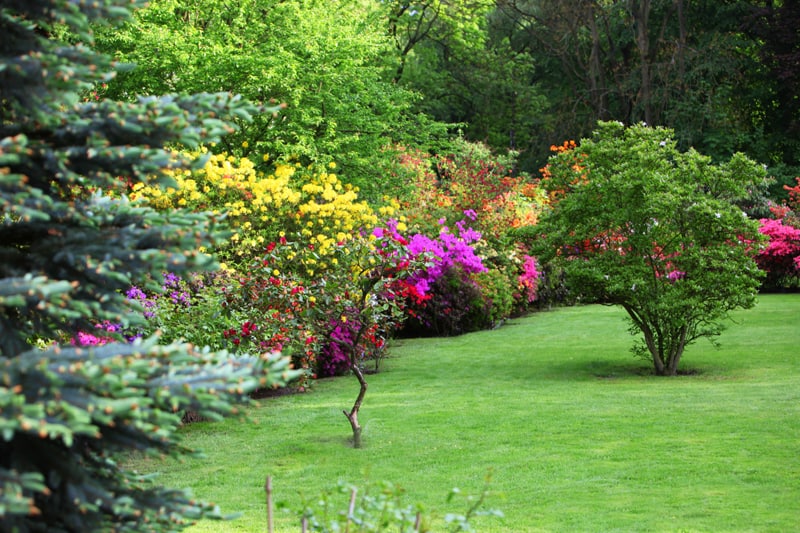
[[398, 215, 495, 336], [756, 217, 800, 289], [518, 255, 541, 303], [406, 216, 487, 295]]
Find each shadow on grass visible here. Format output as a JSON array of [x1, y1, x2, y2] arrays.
[[548, 358, 707, 380]]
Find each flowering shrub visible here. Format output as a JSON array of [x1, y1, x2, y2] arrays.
[[397, 140, 547, 241], [756, 217, 800, 290], [130, 151, 385, 267], [69, 321, 122, 347], [518, 254, 541, 303], [406, 216, 486, 294], [401, 264, 489, 337]]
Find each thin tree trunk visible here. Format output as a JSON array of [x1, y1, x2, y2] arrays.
[[343, 364, 368, 448], [631, 0, 653, 124], [666, 325, 689, 375]]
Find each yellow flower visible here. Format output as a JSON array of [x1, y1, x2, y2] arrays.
[[340, 315, 347, 323], [328, 161, 336, 169], [273, 269, 280, 276], [242, 141, 249, 148], [309, 296, 316, 303]]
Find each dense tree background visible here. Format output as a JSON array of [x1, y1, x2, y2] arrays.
[[395, 1, 799, 196], [89, 0, 800, 200]]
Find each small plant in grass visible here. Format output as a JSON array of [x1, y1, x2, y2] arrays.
[[297, 475, 502, 532]]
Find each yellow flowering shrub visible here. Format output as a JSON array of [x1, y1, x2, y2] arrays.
[[130, 150, 388, 268]]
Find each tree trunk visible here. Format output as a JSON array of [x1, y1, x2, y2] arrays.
[[343, 364, 368, 448], [665, 325, 689, 376], [630, 0, 654, 124]]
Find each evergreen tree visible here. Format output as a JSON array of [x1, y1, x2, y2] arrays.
[[0, 1, 297, 530]]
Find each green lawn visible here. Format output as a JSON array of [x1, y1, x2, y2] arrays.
[[126, 294, 800, 532]]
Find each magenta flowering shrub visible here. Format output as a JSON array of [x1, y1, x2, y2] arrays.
[[401, 264, 489, 337], [406, 215, 487, 295], [397, 214, 495, 336], [756, 217, 800, 289], [518, 255, 541, 303], [69, 321, 122, 347]]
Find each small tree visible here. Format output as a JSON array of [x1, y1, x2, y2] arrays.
[[533, 122, 766, 376], [0, 1, 298, 530]]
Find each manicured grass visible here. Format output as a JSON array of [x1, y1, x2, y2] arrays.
[[125, 294, 800, 532]]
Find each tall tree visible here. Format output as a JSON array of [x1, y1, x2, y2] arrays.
[[93, 0, 449, 201], [0, 0, 297, 529], [489, 1, 776, 174]]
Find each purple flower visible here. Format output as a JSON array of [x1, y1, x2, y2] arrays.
[[162, 272, 181, 289], [126, 286, 147, 301]]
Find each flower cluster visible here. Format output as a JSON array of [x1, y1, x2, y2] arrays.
[[406, 215, 487, 295], [756, 217, 800, 287], [130, 151, 389, 267], [518, 255, 541, 303]]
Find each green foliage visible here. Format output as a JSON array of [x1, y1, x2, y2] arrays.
[[533, 121, 767, 375], [298, 476, 502, 533], [0, 0, 299, 529], [93, 0, 450, 202], [474, 269, 514, 325]]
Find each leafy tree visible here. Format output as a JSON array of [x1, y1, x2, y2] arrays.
[[384, 0, 546, 167], [533, 122, 766, 376], [742, 0, 800, 198], [93, 0, 450, 201], [0, 0, 298, 529]]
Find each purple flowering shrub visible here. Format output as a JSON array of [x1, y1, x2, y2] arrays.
[[401, 263, 489, 337], [405, 216, 487, 295], [69, 271, 243, 351], [317, 309, 362, 377], [398, 213, 505, 336]]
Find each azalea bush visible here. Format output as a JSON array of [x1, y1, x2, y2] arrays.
[[394, 140, 546, 316], [398, 214, 491, 336], [756, 177, 800, 290]]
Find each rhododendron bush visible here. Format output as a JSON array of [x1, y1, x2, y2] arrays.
[[756, 177, 800, 290]]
